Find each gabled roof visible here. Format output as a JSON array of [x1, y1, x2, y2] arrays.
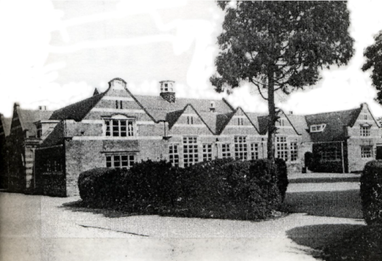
[[216, 112, 235, 134], [40, 121, 65, 147], [17, 108, 53, 136], [255, 111, 302, 136], [0, 115, 11, 136], [133, 95, 235, 123], [305, 107, 362, 142], [49, 92, 105, 121]]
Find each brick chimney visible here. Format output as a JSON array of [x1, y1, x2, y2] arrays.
[[159, 80, 175, 103]]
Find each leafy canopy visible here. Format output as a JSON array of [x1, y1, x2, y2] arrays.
[[211, 1, 354, 98], [362, 32, 382, 104]]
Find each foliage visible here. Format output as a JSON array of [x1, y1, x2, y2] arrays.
[[211, 1, 354, 160], [362, 32, 382, 104], [360, 160, 382, 225], [78, 158, 285, 220]]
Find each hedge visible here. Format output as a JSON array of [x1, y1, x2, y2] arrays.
[[361, 160, 382, 225], [78, 158, 287, 220]]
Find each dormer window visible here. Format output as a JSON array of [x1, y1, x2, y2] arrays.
[[310, 124, 326, 133]]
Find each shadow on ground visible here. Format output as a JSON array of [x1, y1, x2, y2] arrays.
[[285, 189, 363, 219], [61, 200, 141, 218], [287, 224, 364, 256], [289, 176, 360, 184]]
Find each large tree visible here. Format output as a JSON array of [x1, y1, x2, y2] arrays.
[[362, 32, 382, 104], [211, 1, 354, 161]]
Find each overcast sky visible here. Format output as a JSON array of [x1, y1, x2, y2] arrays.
[[1, 0, 382, 118]]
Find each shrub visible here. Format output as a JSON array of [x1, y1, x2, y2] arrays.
[[275, 158, 288, 201], [360, 160, 382, 225]]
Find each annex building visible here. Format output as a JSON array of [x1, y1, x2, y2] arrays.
[[0, 78, 381, 196]]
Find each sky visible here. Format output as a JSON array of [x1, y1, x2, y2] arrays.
[[1, 0, 382, 118]]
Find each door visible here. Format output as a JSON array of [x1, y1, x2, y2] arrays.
[[376, 146, 382, 160]]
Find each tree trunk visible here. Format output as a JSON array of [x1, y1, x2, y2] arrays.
[[267, 69, 276, 162]]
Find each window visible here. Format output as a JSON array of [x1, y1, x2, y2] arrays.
[[202, 144, 213, 161], [310, 124, 326, 132], [361, 146, 373, 158], [237, 117, 244, 126], [364, 115, 368, 120], [276, 136, 288, 161], [360, 125, 371, 137], [290, 142, 298, 162], [250, 143, 259, 160], [183, 137, 198, 167], [222, 143, 231, 158], [234, 136, 247, 160], [277, 118, 286, 127], [115, 100, 123, 109], [187, 116, 194, 125], [321, 147, 340, 161], [105, 118, 134, 137], [106, 154, 135, 169], [169, 144, 179, 167]]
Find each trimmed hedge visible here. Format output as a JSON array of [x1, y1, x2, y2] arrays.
[[361, 160, 382, 225], [78, 158, 287, 220]]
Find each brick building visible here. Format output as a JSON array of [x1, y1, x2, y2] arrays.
[[1, 78, 381, 196]]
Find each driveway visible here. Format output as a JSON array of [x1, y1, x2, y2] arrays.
[[0, 173, 364, 261]]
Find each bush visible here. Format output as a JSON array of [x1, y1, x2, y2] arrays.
[[360, 160, 382, 225], [78, 158, 284, 220]]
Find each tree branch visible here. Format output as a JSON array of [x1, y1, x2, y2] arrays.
[[250, 78, 268, 100]]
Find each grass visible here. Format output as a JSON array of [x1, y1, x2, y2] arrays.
[[320, 225, 382, 261]]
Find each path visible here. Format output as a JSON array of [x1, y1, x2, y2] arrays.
[[0, 173, 364, 261]]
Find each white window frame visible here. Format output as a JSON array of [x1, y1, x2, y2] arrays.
[[183, 137, 198, 167], [310, 124, 326, 133], [105, 117, 135, 137], [360, 125, 371, 137], [202, 144, 213, 161], [106, 154, 135, 169], [169, 144, 179, 167], [250, 143, 259, 160], [276, 136, 288, 161], [361, 146, 373, 158], [234, 136, 247, 160], [221, 143, 231, 159]]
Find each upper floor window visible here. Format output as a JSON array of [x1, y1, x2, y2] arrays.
[[237, 117, 244, 126], [310, 124, 326, 133], [105, 117, 134, 137], [187, 116, 194, 125], [360, 125, 371, 137], [277, 118, 286, 127], [361, 146, 373, 158], [115, 100, 123, 109]]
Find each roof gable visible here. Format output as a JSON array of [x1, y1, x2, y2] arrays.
[[218, 107, 260, 135], [0, 114, 11, 136]]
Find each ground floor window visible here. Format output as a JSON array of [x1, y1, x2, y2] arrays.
[[234, 136, 247, 160], [106, 154, 135, 169], [290, 142, 298, 162], [202, 144, 213, 161], [321, 146, 340, 161], [250, 143, 259, 160], [276, 136, 288, 161], [361, 146, 373, 158], [169, 144, 179, 167], [221, 143, 231, 159], [183, 137, 198, 167]]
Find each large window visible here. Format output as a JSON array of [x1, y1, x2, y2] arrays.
[[105, 118, 134, 137], [290, 142, 298, 162], [183, 137, 198, 167], [234, 136, 247, 160], [202, 144, 213, 161], [321, 147, 340, 161], [250, 143, 259, 160], [106, 154, 135, 169], [360, 125, 371, 137], [361, 146, 373, 158], [276, 136, 288, 161], [169, 144, 179, 167], [222, 143, 231, 159]]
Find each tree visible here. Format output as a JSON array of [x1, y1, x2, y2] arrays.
[[211, 1, 354, 161], [362, 32, 382, 104]]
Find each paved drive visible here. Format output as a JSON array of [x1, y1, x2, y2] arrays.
[[0, 174, 364, 261]]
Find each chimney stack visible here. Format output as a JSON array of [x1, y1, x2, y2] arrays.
[[159, 80, 175, 103]]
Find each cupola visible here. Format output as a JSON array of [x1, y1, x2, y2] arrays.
[[159, 80, 175, 103]]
